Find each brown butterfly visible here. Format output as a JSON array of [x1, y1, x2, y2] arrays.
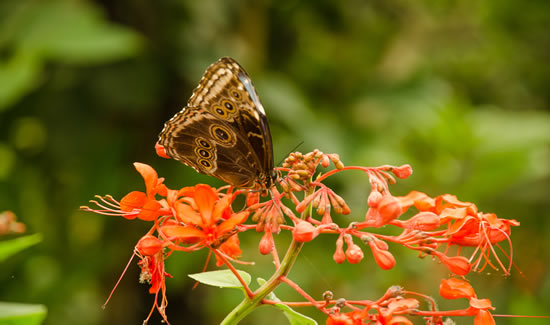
[[156, 57, 276, 190]]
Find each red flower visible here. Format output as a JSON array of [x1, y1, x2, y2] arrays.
[[326, 310, 365, 325], [159, 184, 249, 265], [81, 163, 170, 221], [136, 244, 172, 324], [117, 163, 167, 221]]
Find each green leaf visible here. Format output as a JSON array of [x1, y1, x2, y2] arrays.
[[0, 302, 47, 325], [0, 234, 42, 262], [16, 1, 143, 64], [256, 278, 317, 325], [0, 51, 42, 111], [188, 269, 251, 288], [274, 303, 317, 325]]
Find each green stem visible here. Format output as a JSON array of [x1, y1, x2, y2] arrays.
[[220, 188, 314, 325], [220, 239, 304, 324]]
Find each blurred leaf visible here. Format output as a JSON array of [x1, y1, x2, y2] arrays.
[[0, 143, 16, 180], [0, 302, 47, 325], [256, 278, 317, 325], [0, 234, 42, 263], [273, 303, 317, 325], [188, 269, 251, 288], [15, 1, 143, 64], [0, 51, 41, 111]]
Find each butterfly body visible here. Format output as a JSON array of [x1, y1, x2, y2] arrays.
[[157, 57, 275, 190]]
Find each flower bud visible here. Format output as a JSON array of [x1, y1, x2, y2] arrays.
[[329, 192, 351, 215], [288, 179, 303, 192], [392, 164, 413, 179], [372, 238, 389, 251], [259, 229, 274, 255], [369, 242, 395, 270], [136, 235, 163, 256], [402, 211, 440, 231], [333, 236, 345, 264], [378, 195, 402, 224], [435, 252, 471, 276], [328, 154, 344, 169], [321, 155, 330, 168], [296, 194, 316, 213], [293, 221, 318, 242], [316, 194, 327, 216], [345, 244, 364, 264], [367, 191, 383, 208]]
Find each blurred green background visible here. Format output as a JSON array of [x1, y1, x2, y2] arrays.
[[1, 0, 549, 324]]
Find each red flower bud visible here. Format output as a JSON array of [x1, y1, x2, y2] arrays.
[[402, 211, 440, 231], [392, 164, 413, 179], [136, 235, 163, 256], [296, 194, 316, 213], [345, 244, 364, 264], [321, 155, 330, 168], [333, 236, 345, 264], [368, 241, 395, 270], [372, 238, 389, 251], [293, 221, 318, 242], [259, 229, 274, 255], [435, 252, 471, 276], [367, 191, 383, 208], [378, 195, 402, 224]]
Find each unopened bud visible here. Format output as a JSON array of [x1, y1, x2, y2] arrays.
[[321, 155, 330, 168], [293, 221, 318, 242], [392, 164, 413, 179], [345, 244, 364, 264], [378, 195, 402, 224], [402, 211, 440, 231], [136, 235, 163, 256], [370, 244, 395, 270], [259, 230, 274, 255], [368, 191, 383, 208], [333, 236, 345, 264]]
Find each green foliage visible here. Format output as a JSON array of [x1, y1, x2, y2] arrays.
[[0, 302, 47, 325], [189, 269, 251, 289], [0, 0, 549, 324], [258, 278, 317, 325], [0, 234, 41, 263]]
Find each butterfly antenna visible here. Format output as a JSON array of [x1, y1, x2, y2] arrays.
[[276, 141, 304, 167]]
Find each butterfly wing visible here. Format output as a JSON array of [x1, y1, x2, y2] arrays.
[[158, 57, 274, 188]]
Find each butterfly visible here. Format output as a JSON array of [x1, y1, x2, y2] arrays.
[[156, 57, 276, 191]]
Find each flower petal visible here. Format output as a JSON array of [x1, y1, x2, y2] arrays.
[[133, 163, 158, 198], [161, 225, 205, 243], [470, 297, 494, 309], [175, 202, 202, 225], [136, 199, 162, 221], [120, 191, 148, 212], [474, 309, 495, 325], [217, 211, 249, 235], [440, 278, 476, 300], [212, 192, 234, 222], [194, 184, 218, 225]]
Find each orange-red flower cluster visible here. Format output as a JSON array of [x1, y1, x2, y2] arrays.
[[440, 278, 496, 325], [397, 191, 519, 274], [83, 163, 250, 323]]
